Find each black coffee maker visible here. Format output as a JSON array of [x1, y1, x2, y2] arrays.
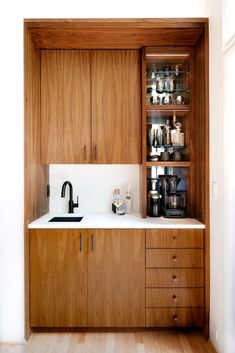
[[159, 175, 187, 218], [147, 178, 162, 217]]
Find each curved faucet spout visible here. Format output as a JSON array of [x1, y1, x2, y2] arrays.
[[61, 181, 73, 200], [61, 181, 78, 213]]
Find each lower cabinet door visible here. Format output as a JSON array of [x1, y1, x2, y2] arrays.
[[30, 229, 87, 327], [88, 229, 145, 327]]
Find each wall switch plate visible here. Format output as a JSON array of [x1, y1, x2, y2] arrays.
[[211, 181, 218, 200]]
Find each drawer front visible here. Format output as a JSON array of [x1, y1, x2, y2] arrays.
[[146, 249, 204, 268], [146, 269, 204, 288], [146, 229, 204, 249], [146, 288, 204, 307], [146, 308, 204, 327]]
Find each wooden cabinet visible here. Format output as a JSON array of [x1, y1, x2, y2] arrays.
[[92, 50, 141, 163], [41, 50, 91, 164], [30, 228, 145, 328], [29, 229, 87, 327], [40, 49, 141, 164], [88, 229, 145, 327], [146, 308, 204, 327], [145, 229, 204, 328]]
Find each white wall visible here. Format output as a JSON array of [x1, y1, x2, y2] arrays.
[[0, 0, 226, 345], [50, 165, 140, 213], [222, 0, 235, 351], [207, 0, 225, 352]]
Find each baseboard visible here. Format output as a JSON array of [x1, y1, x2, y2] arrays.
[[208, 339, 218, 353]]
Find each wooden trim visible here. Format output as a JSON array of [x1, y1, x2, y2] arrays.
[[141, 47, 147, 218], [24, 18, 209, 29], [24, 26, 49, 339], [146, 161, 191, 167], [204, 22, 210, 340]]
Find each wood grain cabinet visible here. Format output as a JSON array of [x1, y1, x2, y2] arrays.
[[41, 50, 91, 164], [30, 229, 88, 327], [87, 229, 145, 327], [145, 229, 204, 328], [29, 228, 145, 328], [92, 50, 141, 164], [40, 49, 141, 164]]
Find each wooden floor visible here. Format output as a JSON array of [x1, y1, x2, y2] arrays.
[[0, 332, 217, 353]]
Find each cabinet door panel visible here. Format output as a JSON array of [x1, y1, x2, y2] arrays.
[[30, 229, 87, 327], [88, 229, 145, 327], [92, 50, 141, 163], [41, 50, 91, 163]]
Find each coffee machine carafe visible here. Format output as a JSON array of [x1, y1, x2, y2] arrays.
[[159, 175, 187, 218], [147, 178, 162, 217]]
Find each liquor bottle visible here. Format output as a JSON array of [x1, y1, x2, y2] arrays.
[[163, 120, 172, 145], [112, 189, 125, 215]]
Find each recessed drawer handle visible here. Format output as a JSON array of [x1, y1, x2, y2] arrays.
[[172, 295, 177, 301], [173, 315, 178, 322], [172, 275, 177, 281], [172, 256, 177, 262], [172, 236, 177, 240]]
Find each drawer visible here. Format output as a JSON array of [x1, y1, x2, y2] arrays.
[[146, 288, 204, 307], [146, 308, 204, 327], [146, 269, 204, 287], [146, 229, 204, 249], [146, 249, 204, 268]]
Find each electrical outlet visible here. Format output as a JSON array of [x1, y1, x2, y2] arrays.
[[211, 181, 218, 200], [215, 328, 219, 341]]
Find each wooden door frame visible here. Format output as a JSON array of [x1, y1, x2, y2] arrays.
[[24, 18, 209, 339]]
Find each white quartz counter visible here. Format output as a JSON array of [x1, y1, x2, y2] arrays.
[[28, 212, 205, 229]]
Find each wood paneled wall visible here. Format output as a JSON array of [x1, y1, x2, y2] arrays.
[[24, 26, 49, 338]]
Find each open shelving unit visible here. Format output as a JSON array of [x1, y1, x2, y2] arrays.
[[141, 46, 206, 221]]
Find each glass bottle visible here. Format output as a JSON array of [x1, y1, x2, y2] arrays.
[[125, 186, 133, 215], [171, 122, 184, 146], [112, 188, 125, 215], [163, 119, 172, 145]]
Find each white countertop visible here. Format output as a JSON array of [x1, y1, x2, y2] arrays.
[[28, 212, 205, 229]]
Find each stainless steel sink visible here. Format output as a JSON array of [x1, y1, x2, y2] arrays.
[[48, 216, 83, 222]]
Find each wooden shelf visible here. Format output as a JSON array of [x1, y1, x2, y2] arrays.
[[146, 161, 191, 167], [146, 104, 191, 112]]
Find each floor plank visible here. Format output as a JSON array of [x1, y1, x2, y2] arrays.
[[0, 332, 217, 353]]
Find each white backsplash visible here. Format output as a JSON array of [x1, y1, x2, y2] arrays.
[[49, 165, 141, 213]]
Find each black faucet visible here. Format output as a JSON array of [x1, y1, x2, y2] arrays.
[[61, 181, 79, 213]]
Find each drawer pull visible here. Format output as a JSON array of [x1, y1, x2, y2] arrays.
[[173, 315, 178, 322], [172, 236, 177, 240], [172, 256, 177, 262], [172, 275, 177, 281], [172, 295, 177, 301]]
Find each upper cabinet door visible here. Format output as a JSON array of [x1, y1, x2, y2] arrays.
[[41, 50, 91, 163], [91, 50, 141, 164]]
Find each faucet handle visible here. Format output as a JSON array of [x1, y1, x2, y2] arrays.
[[74, 196, 79, 208]]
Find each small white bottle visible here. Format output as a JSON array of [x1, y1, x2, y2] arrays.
[[125, 185, 133, 215]]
